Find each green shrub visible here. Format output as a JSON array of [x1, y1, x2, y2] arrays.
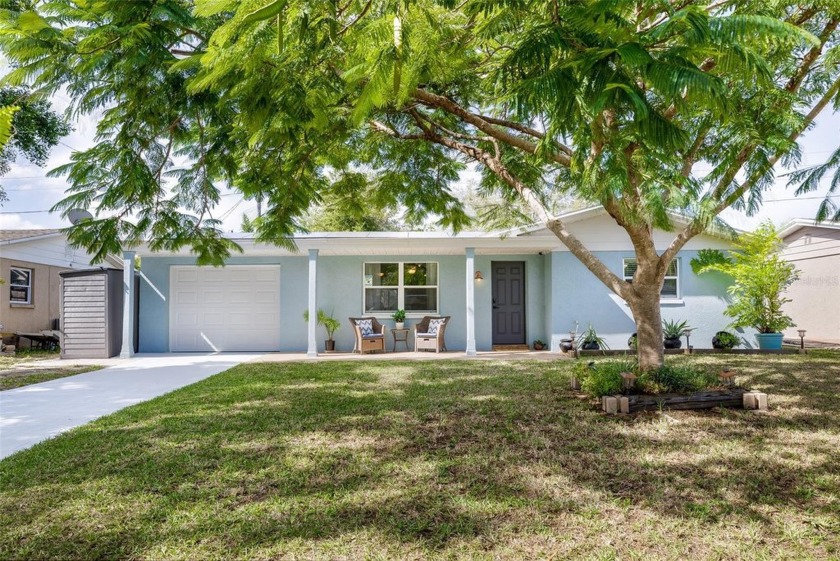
[[639, 363, 718, 394], [712, 331, 739, 349], [580, 360, 721, 397], [581, 360, 637, 397]]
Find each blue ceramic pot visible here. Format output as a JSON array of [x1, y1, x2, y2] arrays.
[[755, 332, 783, 350]]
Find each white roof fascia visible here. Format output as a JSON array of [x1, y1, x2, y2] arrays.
[[130, 232, 559, 257]]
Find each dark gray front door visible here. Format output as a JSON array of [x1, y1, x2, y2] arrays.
[[492, 261, 526, 345]]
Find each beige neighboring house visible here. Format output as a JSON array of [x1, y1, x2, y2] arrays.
[[779, 219, 840, 344], [0, 229, 118, 336]]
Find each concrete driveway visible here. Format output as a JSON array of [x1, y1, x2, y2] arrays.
[[0, 353, 259, 460]]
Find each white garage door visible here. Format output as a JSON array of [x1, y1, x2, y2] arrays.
[[170, 265, 281, 352]]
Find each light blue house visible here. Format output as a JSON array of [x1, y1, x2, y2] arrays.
[[121, 207, 739, 356]]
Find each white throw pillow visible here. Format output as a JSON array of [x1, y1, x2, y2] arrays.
[[356, 319, 374, 336], [427, 318, 446, 335]]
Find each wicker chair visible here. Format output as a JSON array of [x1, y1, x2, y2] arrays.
[[414, 316, 450, 353], [349, 317, 387, 354]]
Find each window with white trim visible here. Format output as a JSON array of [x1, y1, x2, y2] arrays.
[[363, 262, 439, 314], [10, 267, 33, 305], [622, 258, 680, 298]]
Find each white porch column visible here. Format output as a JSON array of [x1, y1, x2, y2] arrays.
[[119, 250, 136, 359], [465, 247, 477, 356], [307, 249, 318, 358]]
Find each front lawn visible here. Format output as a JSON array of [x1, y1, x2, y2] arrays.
[[1, 354, 839, 559]]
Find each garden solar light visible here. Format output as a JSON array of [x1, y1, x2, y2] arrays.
[[798, 329, 806, 350], [719, 369, 736, 387], [620, 371, 637, 394], [684, 328, 694, 353]]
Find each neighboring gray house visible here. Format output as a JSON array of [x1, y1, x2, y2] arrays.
[[122, 207, 739, 355], [779, 219, 840, 344]]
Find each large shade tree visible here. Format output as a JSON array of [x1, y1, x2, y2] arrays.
[[2, 0, 838, 369], [0, 86, 71, 201]]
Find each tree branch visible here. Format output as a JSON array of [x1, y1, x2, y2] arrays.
[[474, 114, 573, 156], [339, 0, 373, 36], [411, 89, 572, 167], [785, 18, 839, 93]]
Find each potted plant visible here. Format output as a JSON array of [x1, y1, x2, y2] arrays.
[[662, 319, 691, 349], [533, 339, 546, 351], [712, 330, 740, 350], [692, 222, 799, 350], [392, 309, 406, 330], [303, 308, 341, 352], [577, 324, 608, 351]]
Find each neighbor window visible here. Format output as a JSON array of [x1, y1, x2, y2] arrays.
[[363, 262, 439, 314], [622, 258, 679, 298], [10, 267, 33, 305]]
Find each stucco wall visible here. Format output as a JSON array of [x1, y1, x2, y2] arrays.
[[0, 258, 66, 334], [781, 227, 840, 342], [547, 250, 753, 351], [137, 253, 547, 353], [137, 242, 748, 353]]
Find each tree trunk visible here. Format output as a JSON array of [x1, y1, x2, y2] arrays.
[[629, 292, 664, 371]]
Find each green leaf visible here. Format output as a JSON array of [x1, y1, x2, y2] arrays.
[[17, 11, 50, 32], [194, 0, 237, 18], [241, 0, 288, 26], [0, 105, 19, 148]]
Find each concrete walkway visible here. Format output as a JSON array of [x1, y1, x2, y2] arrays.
[[0, 353, 260, 460]]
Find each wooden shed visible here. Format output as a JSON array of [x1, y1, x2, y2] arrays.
[[60, 269, 132, 359]]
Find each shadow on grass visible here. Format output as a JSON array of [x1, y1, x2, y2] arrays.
[[1, 355, 839, 559]]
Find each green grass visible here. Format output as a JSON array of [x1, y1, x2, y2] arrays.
[[1, 354, 839, 560], [0, 349, 101, 391]]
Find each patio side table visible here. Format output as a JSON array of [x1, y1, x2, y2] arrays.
[[391, 328, 411, 352]]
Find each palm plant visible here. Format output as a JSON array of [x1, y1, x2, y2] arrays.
[[303, 309, 341, 347], [691, 223, 799, 334]]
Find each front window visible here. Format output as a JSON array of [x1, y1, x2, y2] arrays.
[[622, 258, 679, 299], [364, 262, 438, 314], [10, 267, 33, 304]]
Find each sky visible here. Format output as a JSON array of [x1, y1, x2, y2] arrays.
[[0, 91, 838, 234]]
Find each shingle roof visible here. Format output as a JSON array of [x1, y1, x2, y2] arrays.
[[0, 229, 62, 243]]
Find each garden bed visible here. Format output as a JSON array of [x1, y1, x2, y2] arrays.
[[601, 388, 770, 414], [627, 388, 746, 412]]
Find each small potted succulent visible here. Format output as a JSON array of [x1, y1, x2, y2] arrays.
[[392, 309, 406, 330], [662, 319, 691, 349], [712, 330, 740, 350], [533, 339, 546, 351]]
